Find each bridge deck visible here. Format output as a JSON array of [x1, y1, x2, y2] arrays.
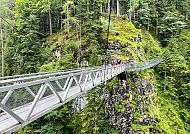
[[0, 58, 160, 133]]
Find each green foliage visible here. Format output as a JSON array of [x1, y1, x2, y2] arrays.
[[133, 111, 142, 122], [114, 102, 125, 113], [155, 94, 188, 134], [158, 11, 186, 44], [40, 61, 62, 72], [16, 103, 74, 134], [156, 29, 190, 133], [4, 0, 50, 75], [132, 124, 153, 133], [14, 1, 113, 133], [141, 30, 162, 59], [137, 2, 151, 29], [1, 0, 190, 133]]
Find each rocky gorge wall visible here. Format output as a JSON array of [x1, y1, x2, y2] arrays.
[[104, 17, 160, 134], [105, 71, 157, 134]]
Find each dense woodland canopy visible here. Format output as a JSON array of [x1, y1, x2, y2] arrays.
[[0, 0, 190, 133]]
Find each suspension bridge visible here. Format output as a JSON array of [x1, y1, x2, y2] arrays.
[[0, 58, 160, 133]]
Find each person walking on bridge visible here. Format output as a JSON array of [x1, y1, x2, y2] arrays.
[[112, 59, 117, 67]]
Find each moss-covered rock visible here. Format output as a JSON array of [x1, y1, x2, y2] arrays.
[[103, 17, 160, 134]]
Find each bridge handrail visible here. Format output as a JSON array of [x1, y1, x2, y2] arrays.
[[0, 66, 103, 85], [0, 66, 102, 80], [0, 58, 161, 81], [0, 58, 160, 133], [0, 58, 161, 88]]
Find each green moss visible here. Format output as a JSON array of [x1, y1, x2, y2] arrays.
[[114, 102, 125, 113], [133, 112, 142, 122], [141, 30, 162, 59], [132, 124, 153, 132], [154, 94, 188, 134]]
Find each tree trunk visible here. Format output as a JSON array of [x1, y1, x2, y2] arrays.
[[129, 11, 132, 21], [129, 0, 132, 21], [186, 12, 188, 21], [176, 0, 178, 10], [108, 0, 110, 13], [76, 26, 79, 40], [117, 0, 119, 16], [147, 14, 150, 31], [48, 0, 52, 35], [104, 3, 107, 13], [156, 18, 158, 36], [100, 3, 103, 14], [57, 16, 59, 28], [60, 0, 63, 33], [61, 15, 63, 33], [87, 0, 89, 12], [0, 18, 4, 79], [164, 68, 166, 91], [67, 5, 70, 33]]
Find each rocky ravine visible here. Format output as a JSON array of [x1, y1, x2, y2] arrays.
[[105, 18, 159, 133]]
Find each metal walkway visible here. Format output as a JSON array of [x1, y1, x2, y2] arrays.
[[0, 58, 160, 133]]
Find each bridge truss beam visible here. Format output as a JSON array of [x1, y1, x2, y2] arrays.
[[0, 58, 160, 133]]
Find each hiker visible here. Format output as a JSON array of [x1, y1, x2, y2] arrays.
[[117, 58, 121, 65], [112, 59, 117, 67]]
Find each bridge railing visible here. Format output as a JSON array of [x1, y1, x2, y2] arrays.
[[0, 58, 161, 110], [0, 58, 160, 82], [0, 66, 102, 85], [0, 58, 160, 133], [125, 58, 161, 71]]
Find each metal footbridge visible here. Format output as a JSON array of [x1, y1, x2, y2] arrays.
[[0, 58, 160, 133]]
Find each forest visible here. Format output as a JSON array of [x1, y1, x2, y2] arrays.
[[0, 0, 190, 133]]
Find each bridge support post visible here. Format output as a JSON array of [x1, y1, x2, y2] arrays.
[[0, 103, 24, 124]]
